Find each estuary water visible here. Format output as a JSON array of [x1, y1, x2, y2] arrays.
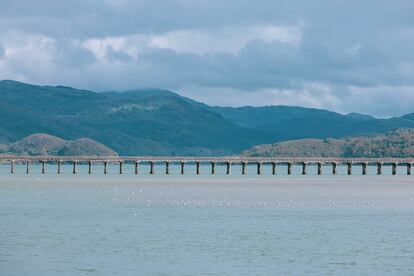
[[1, 173, 414, 275]]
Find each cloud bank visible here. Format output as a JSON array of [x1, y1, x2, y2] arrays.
[[0, 0, 413, 117]]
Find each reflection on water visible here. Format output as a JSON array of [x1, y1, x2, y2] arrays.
[[1, 176, 414, 275]]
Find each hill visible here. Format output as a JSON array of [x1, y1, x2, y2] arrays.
[[0, 80, 259, 155], [0, 134, 118, 156], [2, 80, 414, 156], [242, 129, 414, 158], [210, 106, 414, 141]]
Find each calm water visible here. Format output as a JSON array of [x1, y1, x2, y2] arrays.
[[1, 174, 414, 275]]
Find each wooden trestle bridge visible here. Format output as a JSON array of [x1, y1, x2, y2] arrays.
[[1, 156, 414, 175]]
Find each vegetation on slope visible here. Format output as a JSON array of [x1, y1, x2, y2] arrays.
[[243, 129, 414, 158], [0, 134, 118, 156], [0, 80, 258, 155], [211, 106, 414, 141], [2, 80, 414, 156]]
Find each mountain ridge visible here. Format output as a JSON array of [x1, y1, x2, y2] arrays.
[[2, 80, 414, 156]]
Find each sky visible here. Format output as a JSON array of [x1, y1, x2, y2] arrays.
[[0, 0, 413, 117]]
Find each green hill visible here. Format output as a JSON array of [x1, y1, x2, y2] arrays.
[[0, 80, 259, 155], [211, 106, 414, 141], [2, 80, 414, 156], [243, 129, 414, 158], [1, 133, 118, 156]]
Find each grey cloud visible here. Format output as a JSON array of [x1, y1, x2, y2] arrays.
[[0, 43, 4, 58], [54, 40, 96, 68], [1, 0, 414, 116], [1, 0, 413, 38], [105, 46, 133, 62]]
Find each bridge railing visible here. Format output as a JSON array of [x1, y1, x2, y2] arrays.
[[1, 155, 414, 176]]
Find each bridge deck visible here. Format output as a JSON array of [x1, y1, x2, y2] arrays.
[[1, 155, 413, 175], [1, 155, 414, 164]]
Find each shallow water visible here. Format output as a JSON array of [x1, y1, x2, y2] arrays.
[[1, 175, 414, 275]]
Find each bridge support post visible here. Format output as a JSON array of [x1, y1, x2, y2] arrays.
[[135, 161, 139, 174], [347, 163, 352, 175], [302, 162, 307, 175], [196, 161, 200, 175], [241, 162, 246, 175], [272, 162, 276, 175], [377, 163, 382, 175], [226, 162, 232, 175], [73, 161, 77, 174], [392, 163, 397, 175], [165, 161, 170, 174], [8, 157, 413, 177], [362, 163, 367, 175]]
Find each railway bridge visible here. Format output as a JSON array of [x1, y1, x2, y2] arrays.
[[1, 156, 414, 175]]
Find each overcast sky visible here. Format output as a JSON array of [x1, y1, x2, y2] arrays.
[[0, 0, 413, 117]]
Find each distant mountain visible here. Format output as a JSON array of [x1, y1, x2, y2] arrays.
[[210, 106, 414, 141], [1, 133, 118, 156], [401, 113, 414, 121], [2, 79, 414, 156], [345, 112, 375, 121], [242, 129, 414, 158], [0, 80, 259, 155]]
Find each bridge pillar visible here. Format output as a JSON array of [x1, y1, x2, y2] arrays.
[[196, 161, 200, 175], [88, 161, 92, 174], [407, 163, 412, 175], [346, 163, 352, 175], [302, 162, 307, 175], [226, 162, 232, 175], [362, 163, 367, 175], [10, 160, 14, 174], [377, 163, 382, 175], [272, 162, 276, 175], [165, 161, 170, 174], [150, 161, 155, 174], [73, 161, 77, 174], [211, 162, 215, 174], [26, 161, 30, 174], [287, 162, 292, 175], [180, 161, 185, 174], [104, 161, 108, 174], [57, 161, 61, 174], [317, 162, 323, 175], [241, 162, 246, 175], [257, 162, 262, 175], [119, 161, 123, 174], [332, 163, 337, 175], [135, 161, 139, 174], [392, 163, 397, 175], [41, 161, 45, 174]]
